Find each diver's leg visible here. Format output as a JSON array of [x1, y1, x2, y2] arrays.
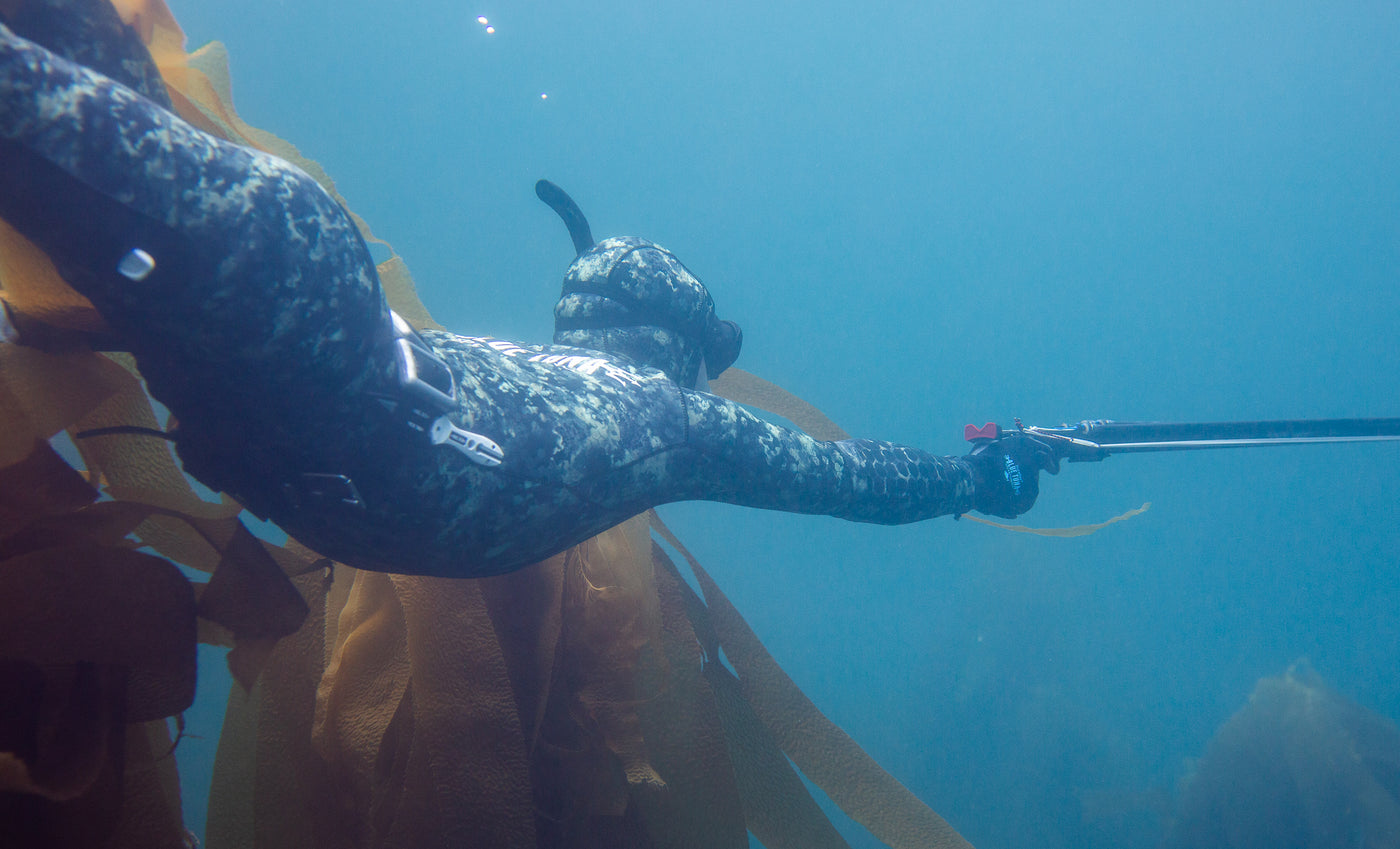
[[1, 20, 400, 515], [669, 389, 978, 523], [2, 0, 172, 108], [0, 22, 388, 387]]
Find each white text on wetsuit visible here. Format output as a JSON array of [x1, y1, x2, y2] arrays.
[[463, 337, 648, 388]]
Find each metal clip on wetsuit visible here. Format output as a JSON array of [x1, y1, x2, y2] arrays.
[[390, 311, 503, 468]]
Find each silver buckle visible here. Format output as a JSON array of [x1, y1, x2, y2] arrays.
[[391, 311, 456, 414], [117, 248, 157, 281], [396, 336, 457, 412], [390, 311, 504, 467], [430, 416, 504, 467]]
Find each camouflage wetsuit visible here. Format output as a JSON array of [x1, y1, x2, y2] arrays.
[[0, 15, 1001, 578]]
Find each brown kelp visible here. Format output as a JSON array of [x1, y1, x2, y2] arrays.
[[0, 3, 970, 846], [1163, 662, 1400, 849]]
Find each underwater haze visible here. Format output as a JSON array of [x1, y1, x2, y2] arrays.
[[168, 2, 1400, 847]]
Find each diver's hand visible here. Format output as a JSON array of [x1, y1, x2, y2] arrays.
[[964, 432, 1061, 519]]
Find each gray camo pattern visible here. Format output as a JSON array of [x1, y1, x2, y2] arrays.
[[0, 21, 976, 577]]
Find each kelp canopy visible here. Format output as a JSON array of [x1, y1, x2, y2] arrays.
[[0, 1, 970, 846]]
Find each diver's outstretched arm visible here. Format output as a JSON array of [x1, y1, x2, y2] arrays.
[[671, 388, 981, 522]]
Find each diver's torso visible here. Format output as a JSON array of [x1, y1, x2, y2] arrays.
[[186, 331, 691, 578]]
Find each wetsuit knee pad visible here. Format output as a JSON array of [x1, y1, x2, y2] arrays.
[[553, 236, 741, 387]]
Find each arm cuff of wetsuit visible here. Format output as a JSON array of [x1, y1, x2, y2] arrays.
[[952, 456, 980, 517]]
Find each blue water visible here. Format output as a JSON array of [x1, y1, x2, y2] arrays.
[[167, 2, 1400, 847]]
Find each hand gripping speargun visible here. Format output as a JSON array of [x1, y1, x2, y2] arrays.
[[965, 417, 1400, 464]]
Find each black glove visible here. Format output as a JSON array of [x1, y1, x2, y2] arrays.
[[964, 432, 1061, 519]]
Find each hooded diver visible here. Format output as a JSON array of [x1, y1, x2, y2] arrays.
[[0, 5, 1057, 578]]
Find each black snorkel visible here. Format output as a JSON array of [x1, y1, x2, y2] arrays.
[[535, 179, 595, 256], [534, 179, 742, 387]]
